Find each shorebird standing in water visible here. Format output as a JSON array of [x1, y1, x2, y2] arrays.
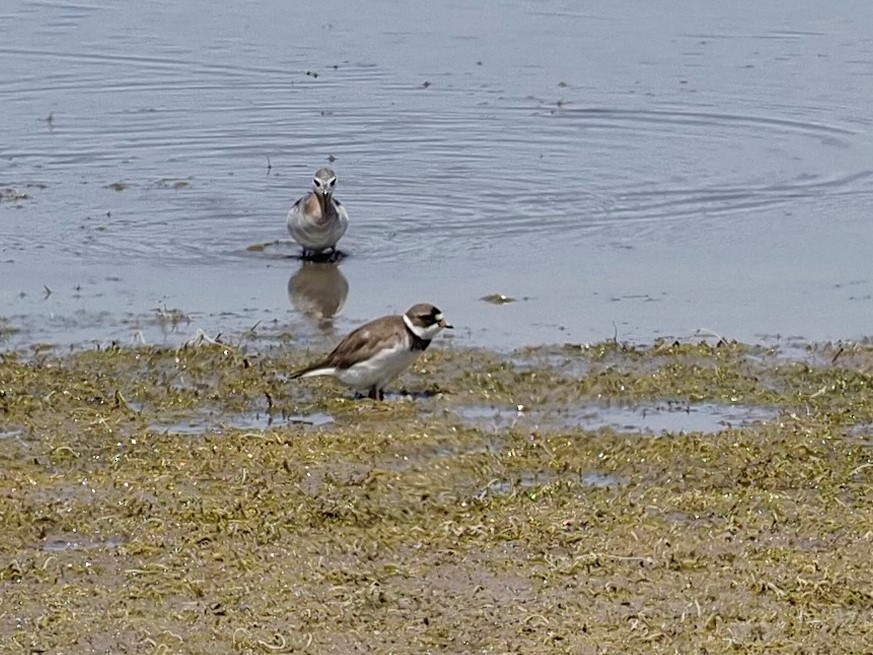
[[286, 167, 349, 259]]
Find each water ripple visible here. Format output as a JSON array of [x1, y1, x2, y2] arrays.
[[3, 0, 873, 348]]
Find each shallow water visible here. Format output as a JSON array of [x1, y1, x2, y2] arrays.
[[451, 401, 776, 436], [148, 410, 335, 436], [477, 469, 625, 498], [2, 1, 873, 350], [41, 533, 125, 553]]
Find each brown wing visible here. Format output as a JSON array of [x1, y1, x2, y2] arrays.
[[290, 315, 404, 377]]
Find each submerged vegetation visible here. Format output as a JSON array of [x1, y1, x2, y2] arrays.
[[1, 336, 872, 653], [0, 187, 31, 203]]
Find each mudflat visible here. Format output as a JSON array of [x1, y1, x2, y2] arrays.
[[2, 336, 872, 653]]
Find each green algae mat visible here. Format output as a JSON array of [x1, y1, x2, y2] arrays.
[[1, 338, 872, 653]]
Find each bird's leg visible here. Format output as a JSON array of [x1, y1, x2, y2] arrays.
[[378, 388, 385, 401], [368, 386, 379, 400]]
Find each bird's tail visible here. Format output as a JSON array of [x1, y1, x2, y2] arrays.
[[289, 362, 334, 379]]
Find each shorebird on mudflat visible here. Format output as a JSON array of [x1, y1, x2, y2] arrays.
[[290, 303, 452, 400]]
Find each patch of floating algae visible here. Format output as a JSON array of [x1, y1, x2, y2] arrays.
[[1, 337, 873, 652]]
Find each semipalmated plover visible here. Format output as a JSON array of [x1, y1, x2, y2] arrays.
[[286, 167, 349, 259], [290, 303, 452, 400]]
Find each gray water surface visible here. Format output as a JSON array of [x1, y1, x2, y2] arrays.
[[2, 1, 872, 350]]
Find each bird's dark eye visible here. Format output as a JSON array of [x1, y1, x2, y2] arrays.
[[313, 178, 322, 187], [328, 178, 336, 187]]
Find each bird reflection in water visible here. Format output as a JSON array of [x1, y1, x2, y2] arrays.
[[287, 261, 349, 330]]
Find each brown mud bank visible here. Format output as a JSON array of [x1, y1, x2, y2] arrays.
[[1, 337, 873, 653]]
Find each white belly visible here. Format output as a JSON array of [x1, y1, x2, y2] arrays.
[[336, 345, 421, 390]]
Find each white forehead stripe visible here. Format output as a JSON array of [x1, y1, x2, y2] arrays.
[[435, 313, 443, 322]]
